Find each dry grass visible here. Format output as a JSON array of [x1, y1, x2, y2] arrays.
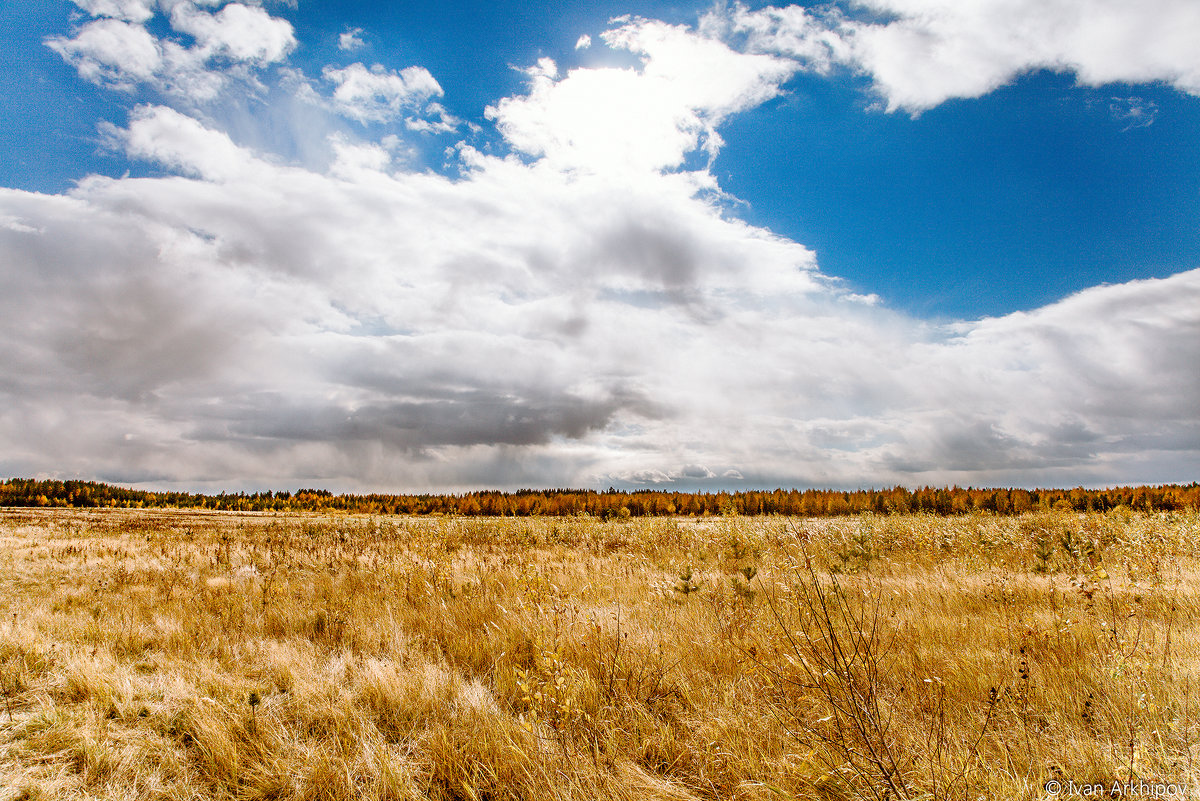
[[0, 507, 1197, 800]]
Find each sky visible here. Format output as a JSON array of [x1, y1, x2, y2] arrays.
[[0, 0, 1198, 493]]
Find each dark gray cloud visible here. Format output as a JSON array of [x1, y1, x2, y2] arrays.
[[185, 387, 661, 450]]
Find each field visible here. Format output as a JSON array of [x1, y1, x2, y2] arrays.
[[0, 508, 1197, 800]]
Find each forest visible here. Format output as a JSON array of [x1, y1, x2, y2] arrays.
[[2, 477, 1197, 516]]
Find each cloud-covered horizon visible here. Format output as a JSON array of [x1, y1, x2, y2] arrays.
[[1, 0, 1197, 492]]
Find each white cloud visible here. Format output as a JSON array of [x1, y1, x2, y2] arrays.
[[849, 0, 1200, 111], [103, 104, 263, 181], [0, 215, 42, 235], [324, 62, 444, 123], [699, 3, 850, 74], [575, 34, 592, 50], [487, 19, 795, 173], [47, 19, 164, 90], [328, 134, 392, 177], [339, 27, 365, 52], [2, 89, 1196, 489], [0, 87, 831, 488], [709, 0, 1200, 112], [12, 11, 1200, 490], [50, 1, 295, 102], [168, 2, 296, 64], [70, 0, 155, 23], [404, 102, 460, 134]]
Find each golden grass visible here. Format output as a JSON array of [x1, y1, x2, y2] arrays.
[[0, 507, 1197, 800]]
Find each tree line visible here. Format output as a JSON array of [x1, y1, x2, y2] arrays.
[[1, 478, 1197, 516]]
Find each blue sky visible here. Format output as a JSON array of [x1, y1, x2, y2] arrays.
[[1, 0, 1198, 491]]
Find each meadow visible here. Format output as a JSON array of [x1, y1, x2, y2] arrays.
[[0, 507, 1197, 800]]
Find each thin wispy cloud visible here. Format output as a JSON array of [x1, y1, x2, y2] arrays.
[[1108, 96, 1159, 130]]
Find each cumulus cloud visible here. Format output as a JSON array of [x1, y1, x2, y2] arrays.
[[707, 0, 1200, 112], [70, 0, 155, 23], [8, 9, 1200, 490], [52, 3, 453, 134], [575, 34, 592, 50], [4, 94, 1196, 490], [49, 1, 295, 102], [324, 62, 444, 123], [168, 2, 296, 64], [488, 20, 796, 173], [699, 3, 850, 74], [102, 104, 262, 181], [47, 19, 164, 90], [339, 27, 365, 52]]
